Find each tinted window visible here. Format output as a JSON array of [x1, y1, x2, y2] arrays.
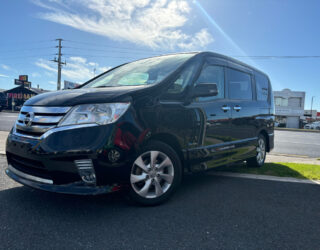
[[167, 63, 198, 94], [255, 73, 269, 101], [195, 65, 225, 101], [227, 68, 252, 100]]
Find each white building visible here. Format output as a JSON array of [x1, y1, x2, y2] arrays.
[[273, 88, 305, 128]]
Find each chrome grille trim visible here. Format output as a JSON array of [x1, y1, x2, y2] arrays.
[[21, 106, 71, 114], [18, 113, 64, 124], [16, 105, 71, 136], [12, 123, 99, 140], [16, 122, 56, 133]]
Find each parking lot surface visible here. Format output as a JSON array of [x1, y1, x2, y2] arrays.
[[1, 157, 320, 249]]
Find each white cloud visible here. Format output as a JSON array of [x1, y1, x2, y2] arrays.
[[98, 66, 111, 72], [34, 0, 213, 50], [1, 64, 10, 71], [48, 80, 56, 85], [0, 74, 9, 78], [178, 29, 214, 50], [35, 57, 110, 83], [31, 72, 41, 78]]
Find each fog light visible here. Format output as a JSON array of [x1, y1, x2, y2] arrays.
[[74, 159, 96, 185], [108, 149, 121, 162]]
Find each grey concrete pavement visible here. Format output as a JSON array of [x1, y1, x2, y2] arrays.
[[272, 130, 320, 158], [0, 112, 17, 132], [266, 154, 320, 165], [1, 157, 320, 249]]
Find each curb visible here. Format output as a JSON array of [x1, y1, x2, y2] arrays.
[[275, 127, 320, 133], [209, 171, 320, 185]]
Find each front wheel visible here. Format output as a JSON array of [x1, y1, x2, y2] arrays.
[[246, 134, 266, 168], [127, 141, 182, 206]]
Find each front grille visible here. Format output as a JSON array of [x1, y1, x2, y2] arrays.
[[15, 106, 71, 137], [7, 152, 51, 180]]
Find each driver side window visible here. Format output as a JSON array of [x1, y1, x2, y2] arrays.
[[195, 65, 225, 102]]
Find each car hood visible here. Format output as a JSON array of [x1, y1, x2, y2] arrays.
[[24, 85, 154, 106]]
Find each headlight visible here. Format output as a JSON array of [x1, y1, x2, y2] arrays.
[[58, 103, 130, 127]]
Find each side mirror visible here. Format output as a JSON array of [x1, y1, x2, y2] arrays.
[[193, 83, 218, 98]]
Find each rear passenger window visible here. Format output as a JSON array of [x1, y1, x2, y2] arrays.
[[227, 68, 252, 100], [255, 73, 269, 101]]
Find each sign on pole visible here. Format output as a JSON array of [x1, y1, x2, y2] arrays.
[[14, 75, 31, 88]]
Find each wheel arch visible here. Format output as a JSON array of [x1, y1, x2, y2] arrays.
[[146, 133, 186, 166], [258, 129, 270, 152]]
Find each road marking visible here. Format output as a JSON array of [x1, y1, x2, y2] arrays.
[[209, 171, 320, 185]]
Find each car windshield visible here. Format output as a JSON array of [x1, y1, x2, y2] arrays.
[[83, 54, 194, 88]]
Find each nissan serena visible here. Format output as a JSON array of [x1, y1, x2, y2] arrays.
[[5, 52, 274, 205]]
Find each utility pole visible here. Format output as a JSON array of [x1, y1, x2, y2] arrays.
[[51, 38, 66, 90], [311, 96, 315, 120]]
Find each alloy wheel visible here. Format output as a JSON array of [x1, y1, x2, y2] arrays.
[[130, 151, 174, 199], [256, 138, 266, 165]]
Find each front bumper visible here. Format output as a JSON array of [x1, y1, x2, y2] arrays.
[[6, 118, 144, 193], [6, 164, 118, 195]]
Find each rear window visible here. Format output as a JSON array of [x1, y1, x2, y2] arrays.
[[255, 73, 269, 101]]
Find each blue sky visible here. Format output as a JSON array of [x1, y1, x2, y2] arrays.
[[0, 0, 319, 110]]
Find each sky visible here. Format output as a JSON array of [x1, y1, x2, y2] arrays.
[[0, 0, 319, 110]]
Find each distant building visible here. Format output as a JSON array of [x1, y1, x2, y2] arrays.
[[64, 80, 81, 89], [304, 110, 318, 121], [4, 85, 48, 110], [273, 88, 305, 128]]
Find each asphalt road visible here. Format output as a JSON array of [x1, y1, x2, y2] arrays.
[[0, 112, 17, 131], [0, 112, 319, 157], [1, 157, 320, 249], [273, 130, 320, 157]]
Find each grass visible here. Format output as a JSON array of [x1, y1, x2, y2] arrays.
[[215, 162, 320, 180]]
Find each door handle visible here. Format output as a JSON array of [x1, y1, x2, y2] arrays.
[[221, 106, 231, 112], [233, 106, 242, 112]]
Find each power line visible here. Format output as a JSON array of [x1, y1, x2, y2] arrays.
[[231, 55, 320, 59], [64, 39, 168, 54], [0, 39, 54, 45], [63, 53, 139, 60], [63, 46, 160, 56], [0, 55, 54, 60], [0, 47, 55, 53]]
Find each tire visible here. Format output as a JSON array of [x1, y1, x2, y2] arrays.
[[316, 127, 320, 130], [127, 140, 182, 206], [246, 134, 266, 168]]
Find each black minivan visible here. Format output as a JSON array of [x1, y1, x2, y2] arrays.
[[5, 52, 274, 205]]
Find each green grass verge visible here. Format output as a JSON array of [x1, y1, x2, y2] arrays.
[[215, 162, 320, 180]]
